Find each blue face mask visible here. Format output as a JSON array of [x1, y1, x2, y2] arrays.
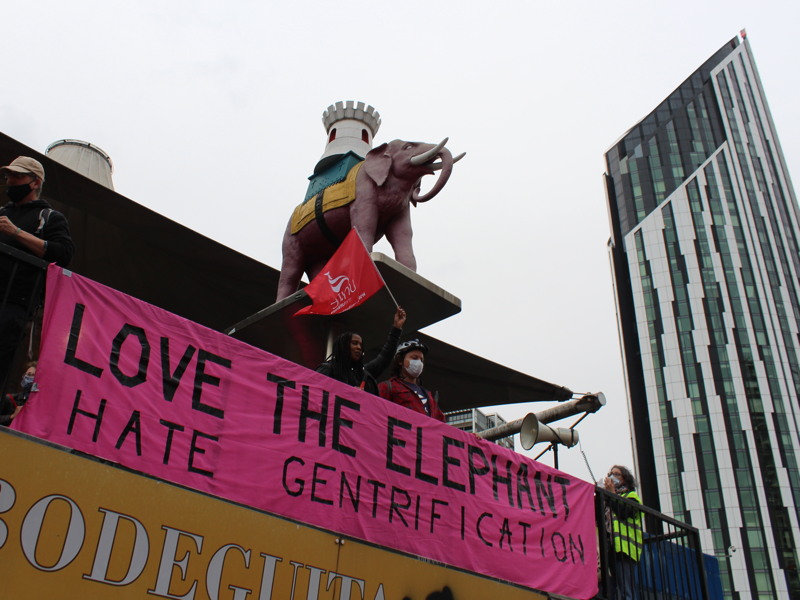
[[21, 374, 34, 390]]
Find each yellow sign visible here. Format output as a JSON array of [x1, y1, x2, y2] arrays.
[[0, 430, 546, 599]]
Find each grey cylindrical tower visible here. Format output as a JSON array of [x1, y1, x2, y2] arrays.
[[46, 139, 114, 190]]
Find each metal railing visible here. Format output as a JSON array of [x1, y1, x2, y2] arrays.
[[595, 487, 715, 600], [0, 241, 47, 401]]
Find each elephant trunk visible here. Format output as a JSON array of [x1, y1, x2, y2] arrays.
[[411, 147, 454, 203]]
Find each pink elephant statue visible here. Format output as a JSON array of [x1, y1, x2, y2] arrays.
[[276, 138, 461, 300]]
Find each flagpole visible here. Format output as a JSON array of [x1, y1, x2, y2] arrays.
[[352, 228, 399, 307]]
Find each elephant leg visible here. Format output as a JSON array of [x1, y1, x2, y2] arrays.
[[349, 204, 379, 252], [384, 210, 417, 271], [277, 231, 306, 301], [277, 262, 305, 301], [306, 259, 329, 282]]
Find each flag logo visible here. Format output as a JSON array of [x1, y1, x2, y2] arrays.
[[325, 272, 354, 295], [323, 272, 359, 313]]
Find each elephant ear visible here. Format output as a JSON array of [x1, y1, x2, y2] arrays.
[[362, 143, 391, 187]]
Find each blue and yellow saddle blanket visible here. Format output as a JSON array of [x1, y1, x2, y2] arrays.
[[291, 157, 364, 235]]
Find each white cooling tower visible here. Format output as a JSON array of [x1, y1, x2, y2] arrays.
[[46, 139, 114, 190]]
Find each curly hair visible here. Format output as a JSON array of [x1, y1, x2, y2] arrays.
[[611, 465, 637, 491]]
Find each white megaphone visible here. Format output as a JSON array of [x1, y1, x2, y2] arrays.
[[478, 413, 579, 450], [475, 392, 603, 450], [518, 413, 578, 450]]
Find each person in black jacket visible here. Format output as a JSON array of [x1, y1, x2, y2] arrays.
[[316, 306, 406, 395], [0, 157, 74, 390]]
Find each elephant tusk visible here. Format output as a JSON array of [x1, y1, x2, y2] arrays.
[[429, 152, 465, 171], [410, 137, 449, 165]]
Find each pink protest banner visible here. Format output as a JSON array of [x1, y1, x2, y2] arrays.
[[14, 265, 598, 599]]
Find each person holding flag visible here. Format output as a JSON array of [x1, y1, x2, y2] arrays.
[[315, 306, 406, 395], [300, 227, 407, 395]]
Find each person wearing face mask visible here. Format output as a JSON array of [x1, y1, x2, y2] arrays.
[[378, 339, 445, 422], [0, 157, 74, 392], [316, 306, 406, 395], [0, 361, 36, 426], [603, 465, 643, 600]]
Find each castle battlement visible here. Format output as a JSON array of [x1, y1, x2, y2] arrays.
[[322, 100, 381, 137]]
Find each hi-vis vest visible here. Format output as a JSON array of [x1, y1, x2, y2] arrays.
[[612, 490, 644, 561]]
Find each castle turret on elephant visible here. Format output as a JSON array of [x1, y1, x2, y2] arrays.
[[277, 138, 463, 301]]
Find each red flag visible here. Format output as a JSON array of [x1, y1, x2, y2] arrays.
[[294, 229, 385, 316]]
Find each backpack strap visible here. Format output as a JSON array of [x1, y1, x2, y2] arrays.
[[35, 209, 53, 237]]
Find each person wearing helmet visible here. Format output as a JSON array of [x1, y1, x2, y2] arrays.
[[316, 306, 406, 395], [378, 338, 444, 421]]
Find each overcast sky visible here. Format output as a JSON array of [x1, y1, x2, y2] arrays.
[[4, 1, 799, 484]]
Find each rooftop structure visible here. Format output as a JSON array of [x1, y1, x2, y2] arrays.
[[46, 139, 114, 190], [446, 408, 514, 450]]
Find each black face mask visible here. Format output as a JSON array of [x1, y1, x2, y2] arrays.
[[6, 182, 32, 203]]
